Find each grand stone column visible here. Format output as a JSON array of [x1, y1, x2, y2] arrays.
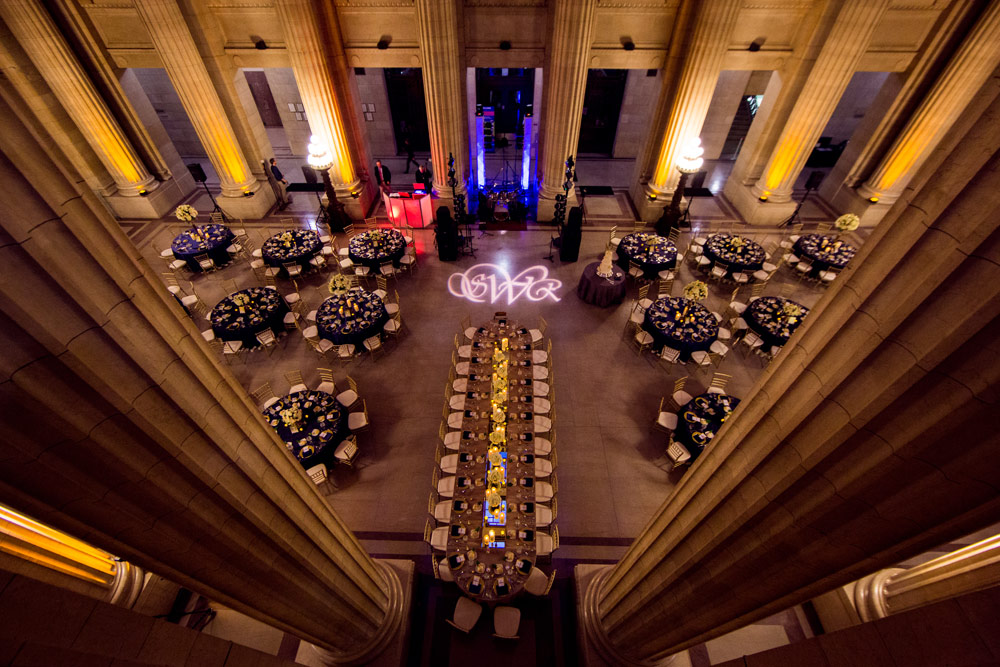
[[856, 0, 1000, 207], [0, 88, 408, 664], [577, 78, 1000, 665], [854, 534, 1000, 622], [0, 503, 145, 608], [636, 0, 741, 221], [536, 0, 595, 221], [275, 0, 364, 220], [416, 0, 468, 207], [729, 0, 891, 224], [133, 0, 273, 219], [0, 0, 181, 219]]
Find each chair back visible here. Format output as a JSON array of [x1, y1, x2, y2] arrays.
[[709, 372, 732, 393], [284, 369, 304, 388], [250, 382, 276, 407], [637, 283, 649, 300], [318, 367, 335, 385]]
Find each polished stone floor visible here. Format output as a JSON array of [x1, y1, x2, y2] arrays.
[[138, 216, 844, 543], [137, 214, 867, 664]]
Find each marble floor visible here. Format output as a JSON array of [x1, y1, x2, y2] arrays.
[[132, 208, 857, 664]]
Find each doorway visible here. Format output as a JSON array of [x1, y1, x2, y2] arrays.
[[578, 69, 627, 156]]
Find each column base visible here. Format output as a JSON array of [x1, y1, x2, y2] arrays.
[[632, 181, 668, 222], [723, 180, 797, 226], [575, 564, 681, 667], [823, 184, 894, 228], [217, 181, 277, 220], [103, 176, 192, 220], [311, 559, 413, 667], [852, 568, 904, 623]]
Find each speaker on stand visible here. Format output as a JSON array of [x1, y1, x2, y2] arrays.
[[186, 163, 228, 222]]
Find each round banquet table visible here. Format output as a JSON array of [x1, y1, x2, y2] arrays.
[[615, 232, 678, 279], [262, 390, 349, 469], [348, 229, 407, 269], [702, 234, 766, 277], [577, 262, 627, 307], [642, 296, 719, 360], [744, 296, 810, 352], [210, 287, 289, 347], [672, 392, 740, 461], [171, 223, 234, 272], [794, 234, 857, 277], [262, 229, 322, 274], [445, 315, 537, 602], [316, 290, 389, 346]]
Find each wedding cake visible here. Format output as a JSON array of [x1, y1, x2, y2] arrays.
[[596, 248, 615, 277]]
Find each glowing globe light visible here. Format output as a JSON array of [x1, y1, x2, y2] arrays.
[[677, 137, 704, 174], [306, 135, 333, 171]]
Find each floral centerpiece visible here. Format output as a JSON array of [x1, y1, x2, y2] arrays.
[[280, 406, 303, 431], [781, 301, 803, 324], [278, 231, 294, 246], [729, 236, 745, 249], [682, 280, 709, 301], [328, 274, 351, 294], [174, 204, 198, 222], [835, 213, 860, 232]]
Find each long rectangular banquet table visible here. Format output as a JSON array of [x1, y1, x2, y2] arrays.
[[445, 315, 538, 602]]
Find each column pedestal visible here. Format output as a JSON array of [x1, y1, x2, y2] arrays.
[[724, 179, 798, 225], [633, 182, 667, 222], [104, 177, 188, 219], [310, 559, 413, 667]]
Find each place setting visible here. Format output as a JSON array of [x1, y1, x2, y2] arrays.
[[262, 228, 323, 275], [209, 286, 289, 347], [616, 231, 678, 279], [348, 228, 407, 269]]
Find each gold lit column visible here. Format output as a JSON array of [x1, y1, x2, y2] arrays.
[[858, 0, 1000, 205], [0, 504, 144, 607], [577, 81, 1000, 664], [274, 0, 360, 199], [645, 0, 741, 206], [0, 0, 156, 197], [415, 0, 468, 203], [752, 0, 891, 204], [536, 0, 595, 221], [133, 0, 257, 200], [0, 89, 407, 664], [853, 534, 1000, 622]]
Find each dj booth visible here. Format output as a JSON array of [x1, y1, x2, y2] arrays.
[[382, 190, 434, 228]]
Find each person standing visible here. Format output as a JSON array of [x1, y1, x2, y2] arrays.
[[374, 159, 392, 194], [414, 164, 432, 190], [269, 157, 290, 206], [403, 136, 418, 173]]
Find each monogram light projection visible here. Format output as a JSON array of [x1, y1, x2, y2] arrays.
[[448, 263, 562, 304]]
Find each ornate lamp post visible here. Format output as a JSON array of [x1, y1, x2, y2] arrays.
[[657, 137, 703, 234], [307, 135, 346, 230]]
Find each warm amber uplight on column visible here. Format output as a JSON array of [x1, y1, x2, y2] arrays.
[[0, 504, 116, 586]]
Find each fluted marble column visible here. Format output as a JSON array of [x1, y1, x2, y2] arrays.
[[638, 0, 741, 219], [728, 0, 890, 224], [133, 0, 272, 217], [859, 0, 1000, 205], [854, 535, 1000, 622], [0, 89, 407, 664], [0, 503, 144, 608], [0, 0, 155, 197], [416, 0, 468, 205], [536, 0, 595, 221], [577, 80, 1000, 665], [274, 0, 360, 201]]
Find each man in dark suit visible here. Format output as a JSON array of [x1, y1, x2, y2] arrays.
[[414, 164, 432, 190], [374, 160, 391, 194]]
